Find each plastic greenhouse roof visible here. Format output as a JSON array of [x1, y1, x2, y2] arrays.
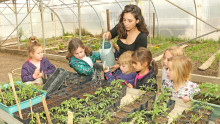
[[0, 0, 219, 41]]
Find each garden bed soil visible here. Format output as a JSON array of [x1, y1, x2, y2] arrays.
[[193, 93, 220, 105]]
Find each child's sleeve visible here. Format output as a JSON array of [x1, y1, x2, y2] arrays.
[[92, 51, 101, 60], [21, 66, 35, 83], [70, 61, 93, 76], [44, 58, 56, 74], [104, 71, 115, 81], [189, 82, 200, 96]]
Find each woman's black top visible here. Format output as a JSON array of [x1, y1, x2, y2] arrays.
[[110, 25, 148, 56]]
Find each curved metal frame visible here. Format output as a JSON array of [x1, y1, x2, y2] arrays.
[[34, 0, 65, 34], [86, 1, 104, 32], [193, 0, 198, 37], [57, 0, 78, 21], [115, 0, 123, 10]]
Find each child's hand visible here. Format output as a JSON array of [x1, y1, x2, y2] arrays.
[[110, 63, 120, 72], [103, 64, 109, 73], [182, 96, 190, 103], [127, 83, 133, 88], [38, 72, 43, 78], [33, 69, 40, 79]]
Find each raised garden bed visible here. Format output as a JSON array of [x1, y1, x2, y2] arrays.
[[190, 82, 220, 121], [0, 81, 46, 116]]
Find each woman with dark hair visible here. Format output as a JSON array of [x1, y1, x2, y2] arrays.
[[103, 4, 149, 71]]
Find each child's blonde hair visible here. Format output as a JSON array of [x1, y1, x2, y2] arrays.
[[163, 46, 185, 63], [168, 55, 192, 86], [118, 51, 136, 73]]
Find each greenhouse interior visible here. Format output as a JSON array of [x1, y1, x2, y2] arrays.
[[0, 0, 219, 123]]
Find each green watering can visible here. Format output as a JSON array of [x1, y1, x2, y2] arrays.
[[99, 38, 116, 70]]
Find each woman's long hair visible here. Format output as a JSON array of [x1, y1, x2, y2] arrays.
[[117, 4, 149, 39]]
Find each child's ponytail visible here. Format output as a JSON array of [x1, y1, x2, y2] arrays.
[[151, 59, 158, 75], [28, 36, 39, 46], [66, 53, 72, 61]]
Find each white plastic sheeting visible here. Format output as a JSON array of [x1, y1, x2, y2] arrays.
[[0, 0, 219, 41]]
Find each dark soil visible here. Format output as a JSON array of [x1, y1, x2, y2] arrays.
[[193, 93, 220, 105], [154, 116, 168, 123], [121, 106, 134, 113]]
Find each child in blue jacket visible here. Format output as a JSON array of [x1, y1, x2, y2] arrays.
[[66, 38, 100, 76], [104, 51, 137, 88]]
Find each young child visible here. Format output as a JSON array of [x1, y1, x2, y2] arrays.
[[163, 56, 200, 103], [66, 38, 100, 76], [132, 47, 158, 90], [21, 40, 56, 83], [162, 46, 185, 84], [104, 51, 137, 88]]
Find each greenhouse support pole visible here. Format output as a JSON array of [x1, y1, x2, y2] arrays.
[[40, 0, 46, 53], [78, 0, 81, 39], [106, 9, 110, 31], [193, 0, 197, 38], [153, 13, 155, 38], [13, 0, 20, 49], [52, 0, 56, 41], [148, 0, 151, 49], [27, 0, 33, 36]]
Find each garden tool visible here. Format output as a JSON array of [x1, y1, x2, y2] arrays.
[[99, 38, 116, 71]]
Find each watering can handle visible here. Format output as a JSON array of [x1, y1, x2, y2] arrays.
[[101, 37, 110, 51]]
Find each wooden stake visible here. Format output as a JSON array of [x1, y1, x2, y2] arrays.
[[41, 95, 52, 124], [29, 100, 33, 120], [36, 113, 41, 124], [68, 111, 73, 124], [0, 88, 6, 105], [64, 80, 67, 86], [8, 73, 23, 119], [41, 71, 44, 78]]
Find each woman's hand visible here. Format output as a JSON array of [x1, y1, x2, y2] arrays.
[[182, 96, 190, 103], [103, 31, 112, 40], [110, 63, 120, 72]]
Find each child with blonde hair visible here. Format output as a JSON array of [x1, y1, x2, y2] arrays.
[[66, 38, 100, 76], [104, 51, 137, 88], [132, 47, 158, 90], [21, 40, 56, 83], [162, 46, 185, 84], [163, 56, 200, 103]]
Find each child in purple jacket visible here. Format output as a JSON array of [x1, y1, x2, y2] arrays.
[[104, 51, 137, 88], [21, 38, 56, 83]]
